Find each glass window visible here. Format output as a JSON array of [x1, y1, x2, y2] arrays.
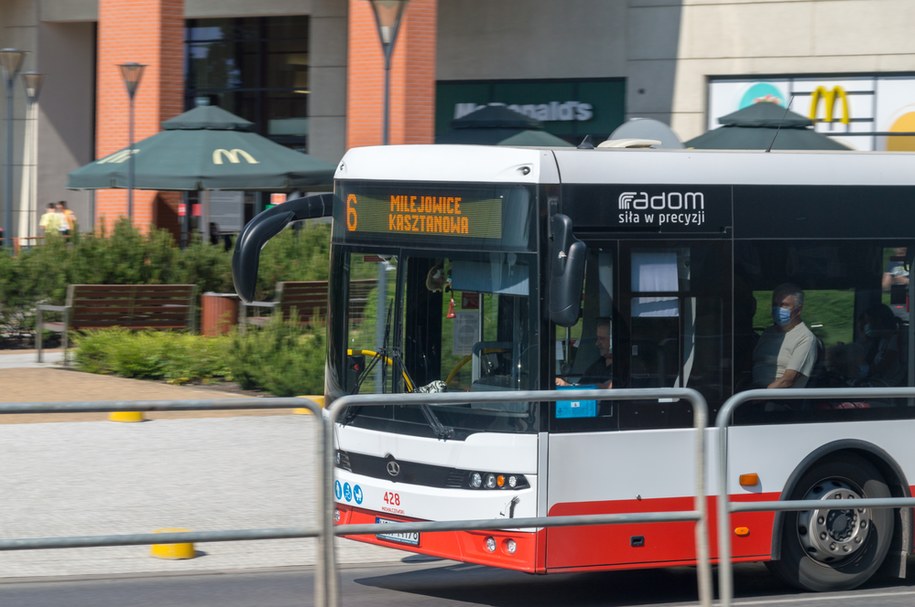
[[185, 16, 310, 151], [735, 240, 913, 423], [332, 249, 539, 438]]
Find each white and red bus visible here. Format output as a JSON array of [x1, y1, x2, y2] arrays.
[[234, 144, 915, 592]]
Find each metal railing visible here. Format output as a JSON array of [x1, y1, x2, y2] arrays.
[[323, 388, 712, 607], [2, 389, 713, 607], [715, 387, 915, 607], [0, 398, 324, 554]]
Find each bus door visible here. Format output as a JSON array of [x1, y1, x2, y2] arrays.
[[545, 239, 731, 570], [617, 240, 732, 427]]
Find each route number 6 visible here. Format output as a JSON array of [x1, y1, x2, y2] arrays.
[[346, 194, 358, 231]]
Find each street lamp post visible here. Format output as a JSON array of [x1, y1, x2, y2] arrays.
[[367, 0, 409, 145], [0, 48, 25, 250], [119, 62, 146, 223], [20, 71, 43, 244]]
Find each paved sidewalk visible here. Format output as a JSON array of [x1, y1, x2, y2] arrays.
[[0, 350, 64, 370], [0, 350, 405, 580]]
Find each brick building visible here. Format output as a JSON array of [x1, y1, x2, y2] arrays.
[[2, 0, 915, 240]]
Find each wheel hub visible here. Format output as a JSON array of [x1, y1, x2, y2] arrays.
[[797, 480, 870, 563]]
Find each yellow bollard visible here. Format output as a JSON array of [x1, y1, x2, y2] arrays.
[[150, 528, 195, 560], [108, 411, 145, 423], [294, 395, 324, 415]]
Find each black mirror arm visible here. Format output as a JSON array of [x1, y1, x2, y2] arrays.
[[232, 193, 334, 302]]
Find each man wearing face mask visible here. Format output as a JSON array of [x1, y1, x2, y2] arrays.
[[752, 283, 817, 389]]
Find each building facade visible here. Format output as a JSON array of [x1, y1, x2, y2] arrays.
[[1, 0, 914, 239]]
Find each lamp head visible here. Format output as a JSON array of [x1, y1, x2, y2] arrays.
[[119, 62, 147, 98], [21, 71, 43, 103], [367, 0, 409, 46], [0, 48, 26, 81]]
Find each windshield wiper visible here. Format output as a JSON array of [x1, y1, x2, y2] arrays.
[[345, 299, 453, 440]]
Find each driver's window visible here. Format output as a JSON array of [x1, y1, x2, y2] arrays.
[[557, 248, 614, 385]]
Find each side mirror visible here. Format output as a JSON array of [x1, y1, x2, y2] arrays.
[[232, 193, 334, 302], [549, 214, 586, 327]]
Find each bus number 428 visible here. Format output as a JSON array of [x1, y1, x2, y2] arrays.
[[383, 492, 401, 506]]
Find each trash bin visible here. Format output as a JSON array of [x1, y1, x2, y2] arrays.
[[201, 292, 239, 336]]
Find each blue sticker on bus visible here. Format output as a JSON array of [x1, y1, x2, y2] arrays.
[[343, 483, 353, 502], [353, 484, 364, 505], [556, 385, 599, 418], [334, 480, 343, 500]]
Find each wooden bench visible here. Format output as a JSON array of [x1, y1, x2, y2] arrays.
[[240, 279, 376, 330], [36, 284, 198, 364]]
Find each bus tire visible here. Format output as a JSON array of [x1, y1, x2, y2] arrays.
[[767, 453, 893, 592]]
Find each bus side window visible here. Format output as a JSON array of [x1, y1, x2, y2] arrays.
[[630, 250, 682, 389]]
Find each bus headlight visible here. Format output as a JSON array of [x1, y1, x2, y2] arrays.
[[467, 471, 529, 490], [470, 472, 482, 488]]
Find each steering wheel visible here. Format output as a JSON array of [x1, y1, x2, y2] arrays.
[[445, 354, 473, 387], [347, 348, 415, 392], [444, 348, 511, 388]]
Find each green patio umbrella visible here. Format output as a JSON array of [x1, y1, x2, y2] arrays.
[[436, 105, 574, 146], [67, 105, 336, 191], [685, 102, 851, 151]]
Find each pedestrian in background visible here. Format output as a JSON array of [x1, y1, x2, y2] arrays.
[[38, 202, 61, 237], [56, 200, 76, 237]]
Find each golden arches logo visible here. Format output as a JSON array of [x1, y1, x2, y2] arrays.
[[212, 148, 259, 165], [809, 86, 850, 125]]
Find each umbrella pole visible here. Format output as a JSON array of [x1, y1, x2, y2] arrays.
[[180, 191, 189, 248], [202, 190, 211, 245]]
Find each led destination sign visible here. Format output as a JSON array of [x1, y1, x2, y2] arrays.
[[345, 192, 503, 239]]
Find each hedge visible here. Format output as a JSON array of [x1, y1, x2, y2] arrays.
[[0, 218, 331, 340]]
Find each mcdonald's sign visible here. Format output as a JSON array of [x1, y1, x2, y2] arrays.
[[212, 148, 259, 165], [808, 86, 850, 125]]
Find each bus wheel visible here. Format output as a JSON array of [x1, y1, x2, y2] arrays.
[[767, 453, 893, 592]]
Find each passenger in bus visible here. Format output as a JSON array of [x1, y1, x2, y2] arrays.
[[854, 303, 905, 387], [556, 318, 613, 389], [882, 247, 909, 291], [752, 284, 817, 389], [816, 342, 871, 410]]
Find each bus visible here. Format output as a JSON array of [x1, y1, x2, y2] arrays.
[[232, 144, 915, 592]]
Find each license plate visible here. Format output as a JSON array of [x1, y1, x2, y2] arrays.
[[375, 517, 420, 546]]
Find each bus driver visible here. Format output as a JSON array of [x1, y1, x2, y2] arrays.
[[752, 283, 817, 389], [556, 318, 613, 389]]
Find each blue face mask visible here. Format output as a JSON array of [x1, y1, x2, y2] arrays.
[[773, 306, 792, 327]]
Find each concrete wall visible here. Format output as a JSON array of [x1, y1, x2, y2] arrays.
[[37, 21, 95, 233], [1, 0, 41, 241], [308, 0, 348, 165], [437, 0, 628, 79], [436, 0, 915, 141], [662, 0, 915, 140]]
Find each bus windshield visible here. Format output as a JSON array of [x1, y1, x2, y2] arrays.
[[328, 248, 540, 438]]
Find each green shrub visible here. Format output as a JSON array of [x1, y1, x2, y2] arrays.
[[255, 223, 331, 299], [72, 319, 325, 396], [73, 329, 233, 385], [227, 315, 326, 396]]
